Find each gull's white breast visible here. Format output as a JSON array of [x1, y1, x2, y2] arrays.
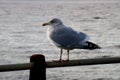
[[47, 28, 61, 47]]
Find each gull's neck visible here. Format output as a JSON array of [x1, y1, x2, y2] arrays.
[[49, 24, 65, 30]]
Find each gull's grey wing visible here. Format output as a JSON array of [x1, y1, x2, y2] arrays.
[[49, 27, 89, 49]]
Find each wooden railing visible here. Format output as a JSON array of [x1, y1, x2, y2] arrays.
[[0, 54, 120, 80]]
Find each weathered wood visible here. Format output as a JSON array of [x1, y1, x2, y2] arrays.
[[0, 56, 120, 72], [0, 63, 32, 72], [29, 54, 46, 80], [46, 57, 120, 68]]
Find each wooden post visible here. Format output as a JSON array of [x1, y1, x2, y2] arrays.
[[29, 54, 46, 80]]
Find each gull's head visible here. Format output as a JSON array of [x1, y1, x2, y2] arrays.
[[42, 18, 63, 26]]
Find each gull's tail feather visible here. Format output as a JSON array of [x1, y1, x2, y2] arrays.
[[83, 41, 101, 50]]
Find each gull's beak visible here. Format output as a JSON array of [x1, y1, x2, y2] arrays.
[[42, 22, 50, 26]]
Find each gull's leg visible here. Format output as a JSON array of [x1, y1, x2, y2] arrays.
[[60, 49, 63, 61], [67, 49, 69, 61]]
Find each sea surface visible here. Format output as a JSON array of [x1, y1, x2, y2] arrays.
[[0, 0, 120, 80]]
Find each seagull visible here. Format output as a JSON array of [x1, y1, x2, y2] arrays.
[[42, 18, 100, 61]]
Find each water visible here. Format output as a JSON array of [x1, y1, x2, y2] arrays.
[[0, 0, 120, 80]]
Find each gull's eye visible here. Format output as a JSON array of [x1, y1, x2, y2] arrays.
[[50, 20, 56, 24]]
